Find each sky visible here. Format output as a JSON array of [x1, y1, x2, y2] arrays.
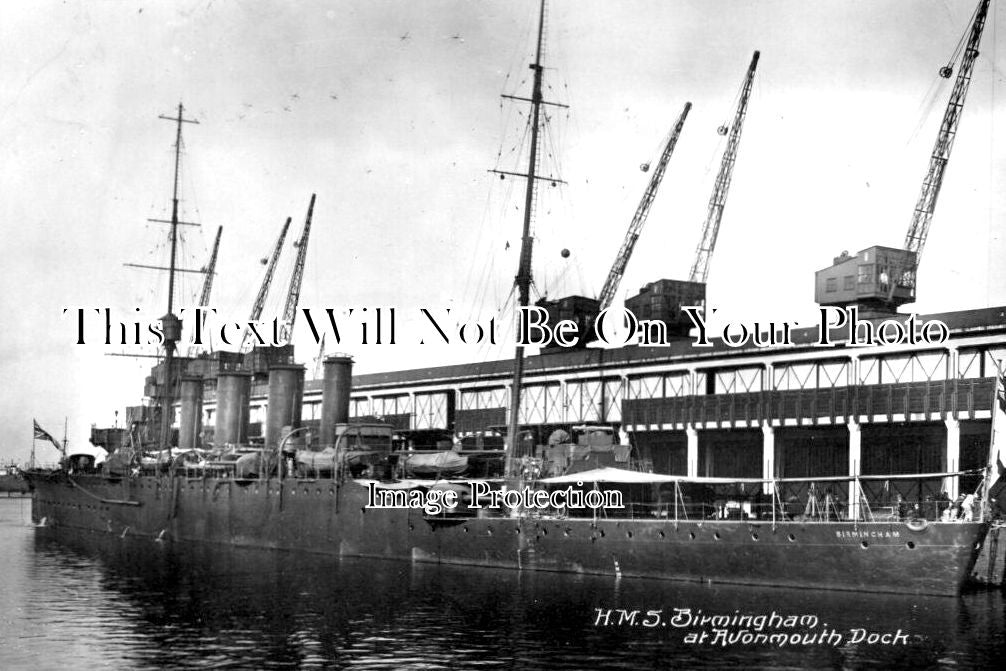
[[2, 0, 1004, 464]]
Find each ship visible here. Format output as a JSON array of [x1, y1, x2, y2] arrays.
[[26, 0, 1006, 597], [0, 461, 30, 496]]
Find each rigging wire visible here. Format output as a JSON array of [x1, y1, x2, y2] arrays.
[[942, 0, 982, 73], [460, 0, 585, 369]]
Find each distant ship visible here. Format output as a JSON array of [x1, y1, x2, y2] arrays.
[[0, 462, 29, 496], [27, 0, 1005, 596]]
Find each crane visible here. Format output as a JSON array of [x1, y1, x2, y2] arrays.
[[198, 227, 223, 308], [313, 333, 326, 379], [688, 50, 760, 284], [187, 226, 222, 356], [281, 193, 316, 338], [240, 217, 292, 351], [816, 2, 988, 314], [597, 102, 691, 310], [898, 0, 989, 291]]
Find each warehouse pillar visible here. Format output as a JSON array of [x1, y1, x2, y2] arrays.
[[848, 420, 862, 520], [945, 417, 960, 500], [762, 423, 775, 494], [686, 424, 699, 478]]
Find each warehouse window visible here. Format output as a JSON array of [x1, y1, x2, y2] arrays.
[[843, 275, 855, 290], [825, 277, 837, 293]]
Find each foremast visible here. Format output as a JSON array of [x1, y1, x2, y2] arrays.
[[156, 103, 199, 455]]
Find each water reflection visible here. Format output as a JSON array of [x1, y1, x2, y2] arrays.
[[2, 499, 1004, 669]]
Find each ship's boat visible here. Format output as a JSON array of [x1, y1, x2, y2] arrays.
[[296, 447, 338, 476], [232, 451, 266, 479], [405, 451, 469, 476], [295, 423, 397, 478], [139, 448, 208, 468]]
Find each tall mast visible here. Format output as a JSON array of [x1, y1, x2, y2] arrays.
[[167, 103, 185, 313], [156, 103, 199, 453], [506, 0, 547, 467], [62, 417, 68, 459]]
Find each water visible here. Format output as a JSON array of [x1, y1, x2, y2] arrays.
[[1, 499, 1004, 669]]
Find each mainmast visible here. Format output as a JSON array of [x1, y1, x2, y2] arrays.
[[506, 0, 546, 467], [486, 0, 564, 467], [156, 103, 199, 454]]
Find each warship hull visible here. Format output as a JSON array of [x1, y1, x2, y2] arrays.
[[29, 471, 988, 596]]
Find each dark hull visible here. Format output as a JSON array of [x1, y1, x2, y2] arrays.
[[28, 472, 988, 596], [0, 473, 30, 494]]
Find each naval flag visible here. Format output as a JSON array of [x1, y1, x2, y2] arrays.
[[33, 419, 63, 453]]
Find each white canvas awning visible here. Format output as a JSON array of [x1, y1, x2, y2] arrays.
[[538, 467, 762, 485], [539, 467, 979, 485]]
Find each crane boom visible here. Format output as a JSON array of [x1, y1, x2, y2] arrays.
[[240, 217, 291, 351], [282, 193, 316, 332], [597, 102, 692, 310], [188, 226, 222, 356], [903, 0, 989, 262], [688, 50, 759, 284], [197, 226, 222, 307]]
